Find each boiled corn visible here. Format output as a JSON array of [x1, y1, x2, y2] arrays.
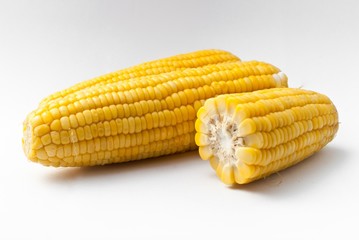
[[195, 88, 338, 184], [23, 56, 288, 167]]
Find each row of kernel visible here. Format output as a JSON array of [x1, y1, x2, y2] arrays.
[[40, 132, 196, 167], [42, 121, 196, 160], [38, 61, 277, 113], [252, 126, 336, 166], [39, 50, 235, 104], [46, 104, 196, 134]]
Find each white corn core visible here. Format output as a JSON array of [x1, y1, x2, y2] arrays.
[[207, 115, 244, 165]]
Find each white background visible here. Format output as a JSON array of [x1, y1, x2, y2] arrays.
[[0, 0, 358, 239]]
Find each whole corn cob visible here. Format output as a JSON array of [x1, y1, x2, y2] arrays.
[[23, 59, 288, 167], [40, 49, 240, 105], [195, 88, 339, 184]]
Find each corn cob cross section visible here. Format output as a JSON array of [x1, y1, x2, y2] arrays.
[[195, 88, 339, 184], [23, 60, 288, 167]]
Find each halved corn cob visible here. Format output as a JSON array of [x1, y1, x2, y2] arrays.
[[23, 59, 288, 167], [195, 88, 338, 184], [40, 49, 240, 105]]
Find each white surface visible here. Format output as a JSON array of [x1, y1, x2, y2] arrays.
[[0, 0, 358, 239]]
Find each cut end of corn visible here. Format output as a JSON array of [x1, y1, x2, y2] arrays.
[[195, 88, 339, 185]]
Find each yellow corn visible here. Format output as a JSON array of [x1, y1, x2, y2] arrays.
[[23, 57, 288, 167], [40, 49, 240, 105], [195, 88, 338, 184]]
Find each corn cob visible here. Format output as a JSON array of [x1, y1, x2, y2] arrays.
[[23, 60, 288, 167], [40, 49, 240, 105], [195, 88, 339, 184]]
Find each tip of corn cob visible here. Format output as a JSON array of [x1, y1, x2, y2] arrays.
[[22, 112, 41, 162], [23, 120, 31, 157]]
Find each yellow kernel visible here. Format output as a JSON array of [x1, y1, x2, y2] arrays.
[[60, 131, 70, 144], [123, 104, 130, 117], [100, 138, 107, 150], [30, 115, 43, 128], [41, 112, 53, 124], [180, 106, 189, 121], [32, 137, 43, 150], [49, 108, 61, 119], [64, 144, 72, 157], [94, 138, 101, 152], [124, 135, 131, 148], [129, 104, 136, 116], [153, 128, 161, 141], [91, 109, 99, 123], [84, 126, 92, 140], [83, 110, 93, 124], [60, 116, 71, 130], [87, 98, 96, 109], [107, 137, 114, 151], [36, 149, 48, 160], [172, 93, 181, 107], [196, 87, 205, 99], [174, 108, 183, 123], [134, 102, 143, 116], [69, 115, 78, 128], [178, 91, 187, 105], [122, 118, 129, 134], [44, 144, 57, 157], [152, 112, 159, 128], [74, 101, 84, 112], [158, 112, 165, 127], [50, 120, 61, 131], [56, 146, 64, 158], [117, 105, 125, 118], [34, 124, 50, 137], [99, 95, 108, 106], [41, 134, 52, 146], [146, 101, 154, 113], [165, 96, 175, 109], [139, 116, 146, 130], [76, 127, 85, 141], [87, 140, 95, 153], [163, 110, 172, 125], [103, 106, 112, 120], [113, 136, 120, 149], [90, 124, 98, 138], [96, 108, 105, 121], [97, 122, 104, 137], [187, 105, 196, 120], [79, 141, 87, 154], [128, 117, 135, 133], [170, 111, 176, 125], [110, 120, 117, 135], [76, 112, 86, 126], [134, 117, 142, 133], [59, 106, 69, 116], [184, 89, 195, 103], [67, 103, 76, 114], [167, 126, 174, 139], [153, 100, 161, 111], [104, 121, 111, 136], [110, 105, 117, 118], [50, 132, 60, 144]]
